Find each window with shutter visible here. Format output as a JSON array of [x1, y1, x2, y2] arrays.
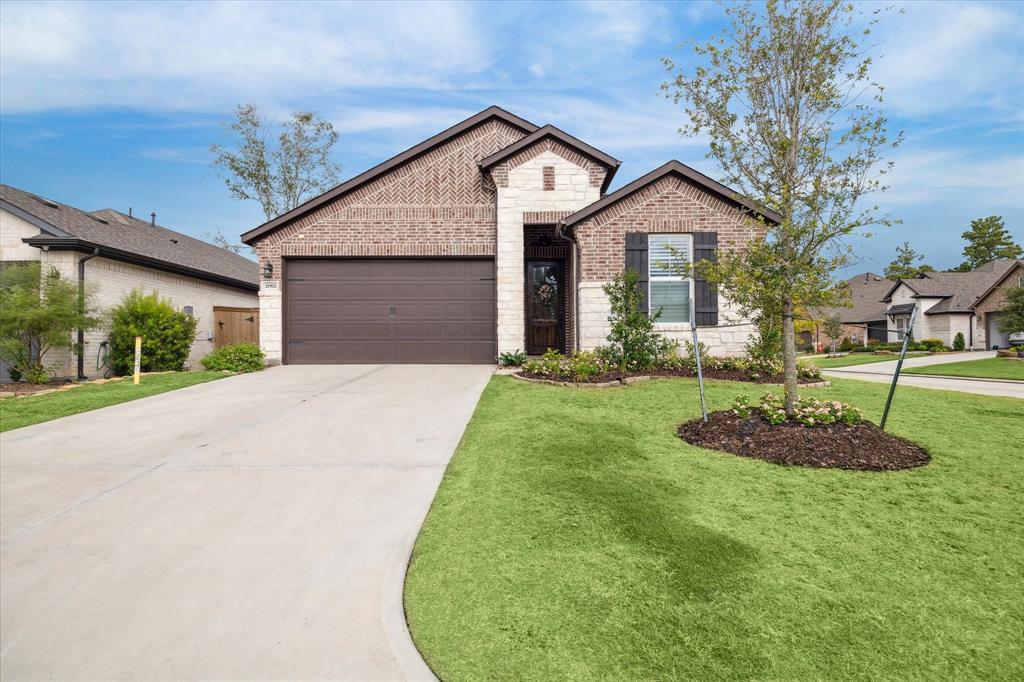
[[648, 234, 692, 323]]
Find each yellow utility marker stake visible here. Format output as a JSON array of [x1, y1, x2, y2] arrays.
[[133, 336, 142, 385]]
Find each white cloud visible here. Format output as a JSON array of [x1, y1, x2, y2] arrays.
[[140, 147, 212, 164], [872, 2, 1024, 117], [0, 1, 488, 113], [881, 149, 1024, 207]]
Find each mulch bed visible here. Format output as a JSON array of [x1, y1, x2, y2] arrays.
[[678, 410, 930, 471], [0, 379, 75, 397], [517, 367, 821, 385]]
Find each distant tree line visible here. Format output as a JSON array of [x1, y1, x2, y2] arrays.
[[884, 216, 1021, 279]]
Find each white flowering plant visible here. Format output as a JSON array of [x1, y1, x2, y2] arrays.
[[732, 392, 863, 427]]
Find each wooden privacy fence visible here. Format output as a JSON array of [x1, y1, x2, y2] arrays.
[[213, 307, 260, 349]]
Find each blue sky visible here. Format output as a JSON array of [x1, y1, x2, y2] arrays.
[[1, 0, 1021, 276]]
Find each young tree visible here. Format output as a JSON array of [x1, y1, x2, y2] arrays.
[[0, 263, 101, 382], [1000, 286, 1024, 336], [662, 0, 900, 412], [211, 104, 341, 221], [885, 242, 934, 279], [823, 314, 844, 354], [205, 227, 255, 257], [956, 216, 1022, 271]]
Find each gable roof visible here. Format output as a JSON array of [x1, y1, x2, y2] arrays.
[[476, 124, 620, 192], [881, 259, 1018, 314], [559, 160, 783, 230], [973, 259, 1024, 308], [241, 106, 539, 245], [812, 272, 894, 323], [1, 184, 258, 291]]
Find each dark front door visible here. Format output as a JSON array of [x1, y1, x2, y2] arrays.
[[284, 258, 497, 364], [525, 260, 564, 355]]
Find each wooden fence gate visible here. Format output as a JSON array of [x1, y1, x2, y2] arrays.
[[213, 307, 260, 349]]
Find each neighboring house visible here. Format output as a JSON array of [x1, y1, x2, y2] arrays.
[[880, 259, 1019, 348], [810, 272, 894, 347], [1, 184, 259, 380], [972, 259, 1024, 349], [241, 106, 778, 365]]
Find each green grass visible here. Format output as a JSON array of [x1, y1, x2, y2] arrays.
[[0, 371, 229, 432], [808, 351, 928, 368], [405, 376, 1023, 681], [904, 357, 1024, 381]]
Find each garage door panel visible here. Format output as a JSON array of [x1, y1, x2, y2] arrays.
[[285, 259, 496, 364]]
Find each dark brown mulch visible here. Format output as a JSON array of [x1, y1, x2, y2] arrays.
[[677, 410, 930, 471], [517, 367, 821, 385], [0, 379, 74, 397]]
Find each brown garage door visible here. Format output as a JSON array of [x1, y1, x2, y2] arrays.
[[285, 259, 496, 364]]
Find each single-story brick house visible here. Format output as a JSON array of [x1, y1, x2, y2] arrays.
[[809, 272, 894, 348], [241, 106, 777, 365], [880, 259, 1019, 349], [972, 259, 1024, 349], [1, 184, 259, 380]]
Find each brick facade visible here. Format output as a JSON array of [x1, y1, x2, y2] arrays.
[[974, 262, 1023, 349], [571, 175, 764, 355], [245, 109, 772, 362]]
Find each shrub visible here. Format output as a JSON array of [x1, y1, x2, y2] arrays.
[[797, 361, 823, 382], [109, 290, 197, 375], [0, 262, 101, 380], [953, 332, 965, 351], [498, 350, 528, 367], [839, 336, 855, 352], [602, 270, 664, 371], [7, 366, 22, 383], [919, 338, 947, 353], [745, 314, 783, 367], [200, 343, 265, 372], [733, 392, 863, 427], [522, 349, 610, 381]]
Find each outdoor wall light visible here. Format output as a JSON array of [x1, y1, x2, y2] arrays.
[[262, 261, 273, 278]]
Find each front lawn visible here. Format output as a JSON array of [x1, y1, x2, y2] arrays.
[[0, 371, 228, 432], [809, 351, 928, 368], [904, 357, 1024, 381], [406, 376, 1023, 681]]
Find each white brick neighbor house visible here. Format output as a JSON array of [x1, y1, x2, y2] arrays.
[[879, 259, 1020, 349], [1, 184, 259, 379], [241, 106, 778, 365]]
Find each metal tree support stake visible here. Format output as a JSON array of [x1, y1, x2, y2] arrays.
[[879, 307, 917, 431], [691, 306, 708, 423]]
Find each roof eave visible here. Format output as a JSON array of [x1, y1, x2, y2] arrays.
[[24, 237, 259, 292], [476, 125, 621, 174], [0, 199, 74, 238]]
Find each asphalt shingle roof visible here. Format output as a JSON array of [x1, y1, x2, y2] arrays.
[[813, 272, 894, 323], [1, 184, 257, 288], [891, 259, 1017, 314]]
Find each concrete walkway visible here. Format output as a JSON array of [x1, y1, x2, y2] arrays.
[[823, 351, 1024, 399], [1, 365, 493, 680]]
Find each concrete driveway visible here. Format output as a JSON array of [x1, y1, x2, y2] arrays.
[[1, 365, 493, 680], [822, 351, 1024, 399]]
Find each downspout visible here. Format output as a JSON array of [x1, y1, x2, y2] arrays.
[[77, 248, 100, 380]]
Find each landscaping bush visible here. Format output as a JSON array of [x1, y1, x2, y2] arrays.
[[109, 290, 197, 374], [200, 343, 265, 372], [601, 270, 663, 371], [797, 361, 823, 382], [732, 392, 863, 427], [745, 315, 783, 367], [498, 350, 527, 367], [839, 336, 855, 352], [521, 349, 610, 380], [919, 338, 948, 353], [953, 332, 966, 351], [0, 261, 101, 381]]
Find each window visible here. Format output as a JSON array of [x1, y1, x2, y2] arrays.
[[895, 315, 909, 340], [183, 305, 194, 318], [648, 234, 692, 323]]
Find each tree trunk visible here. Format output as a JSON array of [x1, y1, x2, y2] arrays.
[[781, 298, 799, 414]]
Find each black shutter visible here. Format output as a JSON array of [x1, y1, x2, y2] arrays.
[[693, 232, 718, 326], [624, 232, 649, 314]]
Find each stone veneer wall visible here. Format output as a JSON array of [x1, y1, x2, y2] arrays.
[[572, 175, 764, 356], [492, 146, 603, 355], [250, 119, 528, 363]]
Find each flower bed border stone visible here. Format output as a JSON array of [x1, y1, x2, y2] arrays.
[[509, 372, 829, 389]]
